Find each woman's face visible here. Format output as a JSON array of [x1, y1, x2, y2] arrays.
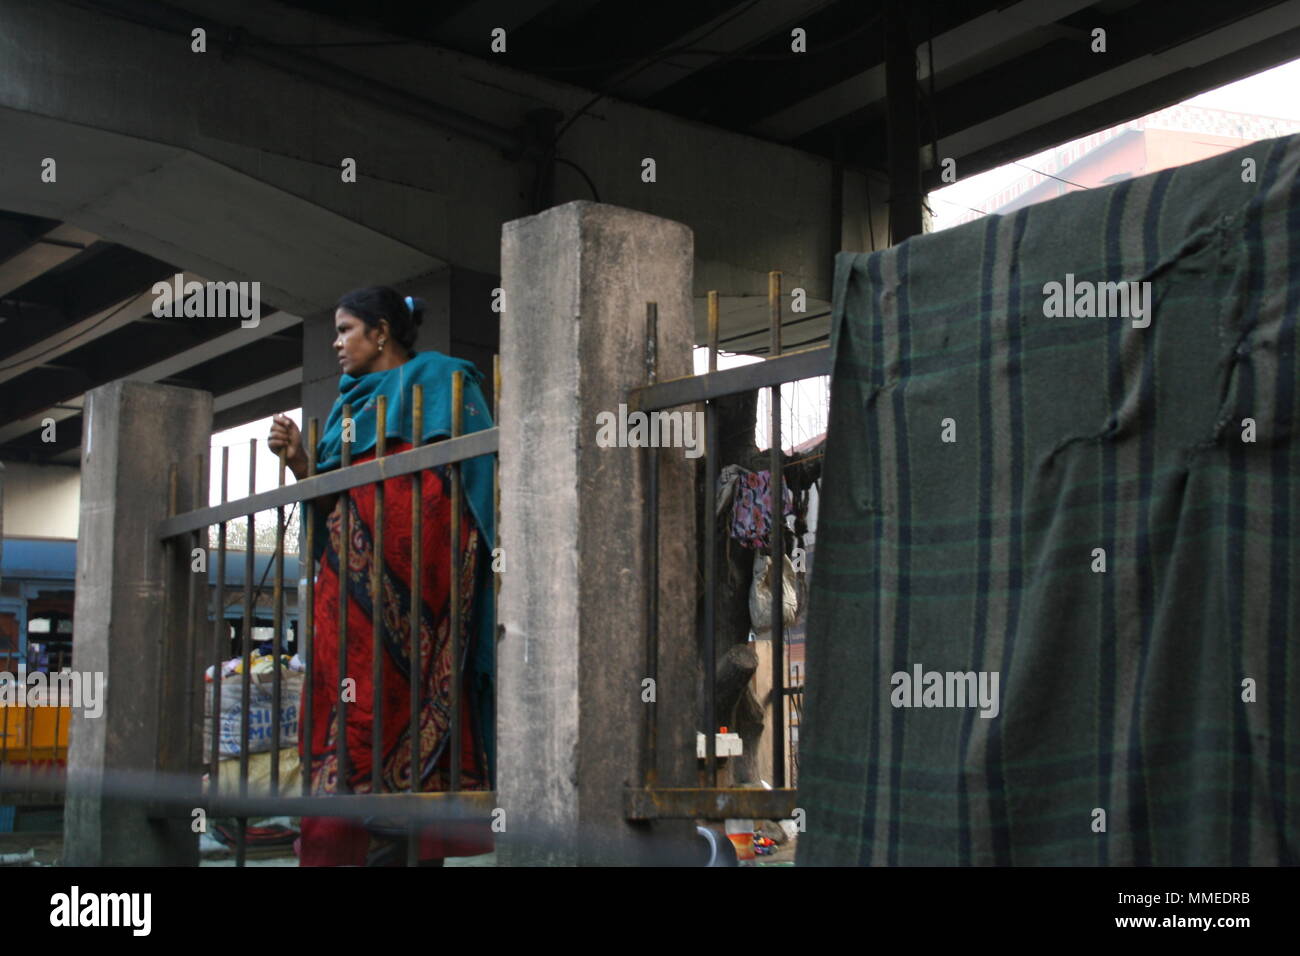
[[333, 308, 385, 376]]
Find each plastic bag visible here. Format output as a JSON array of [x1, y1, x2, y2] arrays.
[[749, 553, 799, 635]]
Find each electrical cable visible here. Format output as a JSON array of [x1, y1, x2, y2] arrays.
[[1012, 161, 1089, 190], [552, 0, 764, 147], [554, 157, 601, 201]]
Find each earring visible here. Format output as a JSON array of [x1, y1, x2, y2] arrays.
[[379, 338, 386, 352]]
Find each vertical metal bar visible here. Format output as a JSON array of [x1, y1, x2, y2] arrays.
[[271, 448, 286, 796], [337, 405, 353, 795], [408, 385, 424, 867], [24, 693, 33, 767], [643, 302, 659, 789], [370, 396, 388, 797], [237, 439, 256, 866], [51, 649, 64, 764], [163, 462, 181, 766], [768, 270, 786, 789], [1, 687, 8, 766], [210, 447, 230, 798], [449, 372, 463, 791], [186, 452, 205, 776], [492, 354, 501, 783], [704, 291, 719, 786], [301, 419, 318, 798]]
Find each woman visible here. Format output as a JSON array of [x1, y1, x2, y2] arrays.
[[268, 285, 496, 866]]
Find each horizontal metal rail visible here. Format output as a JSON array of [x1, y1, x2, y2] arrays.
[[629, 344, 829, 412], [203, 791, 497, 822], [157, 427, 498, 538], [624, 787, 800, 821]]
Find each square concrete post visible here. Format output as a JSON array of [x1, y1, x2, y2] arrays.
[[497, 201, 698, 865], [64, 381, 211, 865]]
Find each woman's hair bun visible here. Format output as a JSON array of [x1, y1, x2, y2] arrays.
[[407, 296, 424, 328]]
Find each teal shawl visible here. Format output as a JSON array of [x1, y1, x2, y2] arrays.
[[313, 349, 497, 779], [315, 350, 495, 549]]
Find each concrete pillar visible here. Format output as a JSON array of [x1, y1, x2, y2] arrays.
[[497, 201, 698, 865], [64, 381, 210, 865]]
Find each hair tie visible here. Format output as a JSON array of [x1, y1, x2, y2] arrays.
[[404, 295, 415, 313]]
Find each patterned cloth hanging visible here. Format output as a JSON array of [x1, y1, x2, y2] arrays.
[[725, 467, 796, 549]]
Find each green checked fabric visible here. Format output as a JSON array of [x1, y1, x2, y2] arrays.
[[797, 133, 1300, 866]]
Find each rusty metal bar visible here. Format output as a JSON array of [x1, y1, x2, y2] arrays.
[[210, 446, 230, 795], [624, 787, 799, 821], [337, 404, 353, 795], [1, 682, 9, 765], [371, 395, 388, 797], [237, 438, 256, 866], [492, 354, 501, 762], [491, 356, 501, 764], [768, 270, 786, 790], [158, 431, 501, 538], [629, 346, 830, 413], [186, 452, 204, 775], [408, 383, 424, 868], [643, 302, 659, 789], [271, 448, 286, 796], [704, 290, 719, 787], [158, 431, 499, 538], [51, 649, 64, 764], [449, 372, 464, 791], [302, 419, 318, 798], [203, 789, 499, 821]]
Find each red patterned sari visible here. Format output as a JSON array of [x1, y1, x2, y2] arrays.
[[298, 441, 493, 865]]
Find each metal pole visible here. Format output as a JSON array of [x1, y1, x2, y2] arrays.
[[210, 447, 229, 798], [371, 396, 388, 797], [301, 419, 318, 798], [704, 290, 720, 786], [186, 452, 205, 776], [449, 373, 464, 791], [408, 385, 424, 867], [643, 303, 659, 789], [768, 271, 786, 789], [237, 438, 257, 866], [336, 405, 353, 795], [271, 448, 286, 796]]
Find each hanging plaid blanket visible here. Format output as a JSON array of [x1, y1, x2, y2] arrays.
[[798, 133, 1300, 865]]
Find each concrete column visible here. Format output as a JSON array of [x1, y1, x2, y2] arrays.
[[64, 381, 210, 866], [497, 201, 698, 865]]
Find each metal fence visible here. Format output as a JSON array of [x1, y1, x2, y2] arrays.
[[624, 271, 828, 823], [154, 366, 501, 866], [2, 268, 830, 860]]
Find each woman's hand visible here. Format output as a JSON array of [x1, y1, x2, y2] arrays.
[[267, 413, 309, 480]]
